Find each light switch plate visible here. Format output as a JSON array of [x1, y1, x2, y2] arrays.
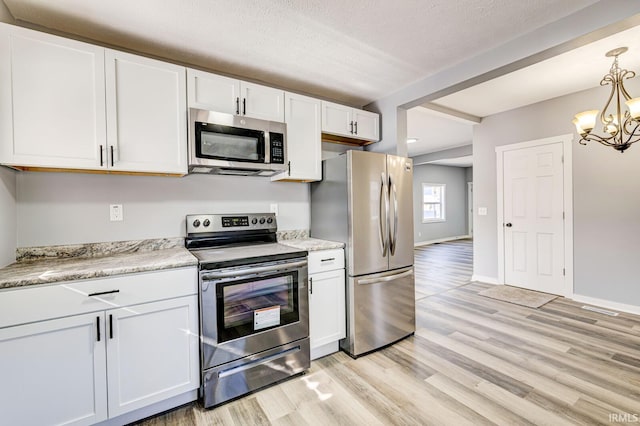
[[110, 204, 123, 221], [478, 207, 488, 216]]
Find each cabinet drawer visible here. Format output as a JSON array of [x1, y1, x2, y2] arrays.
[[308, 249, 344, 274], [0, 267, 197, 329]]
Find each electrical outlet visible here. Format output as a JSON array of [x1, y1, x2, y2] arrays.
[[110, 204, 123, 221], [478, 207, 488, 216], [270, 203, 278, 216]]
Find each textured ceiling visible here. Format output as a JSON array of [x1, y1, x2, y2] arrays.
[[2, 0, 598, 106]]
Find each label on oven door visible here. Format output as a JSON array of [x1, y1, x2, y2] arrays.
[[254, 306, 281, 330]]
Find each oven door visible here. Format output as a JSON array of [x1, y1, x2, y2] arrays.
[[195, 121, 266, 163], [200, 258, 309, 370]]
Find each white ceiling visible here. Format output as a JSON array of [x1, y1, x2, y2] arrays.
[[2, 0, 598, 106], [407, 23, 640, 163]]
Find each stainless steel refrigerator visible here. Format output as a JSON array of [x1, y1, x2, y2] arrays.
[[310, 150, 415, 357]]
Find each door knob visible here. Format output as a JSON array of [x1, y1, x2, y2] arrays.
[[505, 223, 513, 227]]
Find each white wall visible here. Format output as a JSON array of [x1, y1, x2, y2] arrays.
[[0, 166, 16, 266], [413, 164, 469, 244], [473, 79, 640, 306], [16, 172, 309, 247]]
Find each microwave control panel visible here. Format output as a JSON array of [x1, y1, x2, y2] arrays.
[[269, 132, 285, 164]]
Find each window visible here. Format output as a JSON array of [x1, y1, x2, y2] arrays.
[[422, 183, 445, 222]]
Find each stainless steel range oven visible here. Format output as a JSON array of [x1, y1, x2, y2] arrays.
[[186, 213, 309, 408]]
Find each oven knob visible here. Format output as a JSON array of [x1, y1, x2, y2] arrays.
[[251, 218, 258, 225], [203, 219, 210, 227], [259, 217, 266, 224], [267, 217, 273, 224], [193, 219, 201, 228]]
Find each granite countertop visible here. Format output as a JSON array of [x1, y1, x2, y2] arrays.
[[0, 238, 198, 290], [279, 237, 345, 251]]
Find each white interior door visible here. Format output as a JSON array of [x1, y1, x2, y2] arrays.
[[503, 142, 564, 295]]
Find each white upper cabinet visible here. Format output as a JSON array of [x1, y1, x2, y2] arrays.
[[187, 68, 284, 122], [272, 92, 321, 182], [106, 50, 187, 175], [321, 100, 379, 142], [0, 23, 106, 169]]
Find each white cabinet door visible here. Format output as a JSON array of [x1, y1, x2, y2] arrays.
[[106, 50, 187, 175], [0, 24, 106, 169], [309, 268, 346, 349], [321, 101, 353, 138], [241, 81, 284, 122], [0, 312, 108, 426], [353, 109, 379, 141], [273, 92, 321, 182], [187, 68, 240, 115], [106, 296, 199, 417]]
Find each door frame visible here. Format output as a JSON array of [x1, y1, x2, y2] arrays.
[[495, 134, 573, 297], [467, 182, 473, 237]]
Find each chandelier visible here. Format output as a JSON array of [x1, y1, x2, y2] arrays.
[[573, 47, 640, 152]]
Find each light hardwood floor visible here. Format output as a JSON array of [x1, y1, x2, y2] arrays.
[[137, 240, 640, 425]]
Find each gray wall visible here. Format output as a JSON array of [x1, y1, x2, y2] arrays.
[[0, 1, 13, 24], [0, 166, 16, 266], [413, 164, 469, 244], [473, 79, 640, 306], [16, 172, 309, 247]]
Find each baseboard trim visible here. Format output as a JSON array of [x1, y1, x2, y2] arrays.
[[414, 235, 471, 247], [570, 294, 640, 316], [471, 275, 500, 285]]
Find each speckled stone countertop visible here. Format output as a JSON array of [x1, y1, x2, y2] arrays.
[[279, 237, 345, 251], [1, 238, 197, 290]]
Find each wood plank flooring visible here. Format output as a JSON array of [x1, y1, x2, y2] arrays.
[[137, 240, 640, 425]]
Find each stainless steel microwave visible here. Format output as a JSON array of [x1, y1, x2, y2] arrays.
[[188, 108, 287, 176]]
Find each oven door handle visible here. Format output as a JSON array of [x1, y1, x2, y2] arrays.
[[201, 259, 307, 280]]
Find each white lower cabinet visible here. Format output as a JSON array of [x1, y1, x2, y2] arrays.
[[308, 248, 346, 360], [106, 296, 199, 418], [0, 312, 108, 426], [0, 268, 199, 426]]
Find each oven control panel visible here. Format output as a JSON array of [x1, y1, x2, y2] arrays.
[[186, 213, 277, 234]]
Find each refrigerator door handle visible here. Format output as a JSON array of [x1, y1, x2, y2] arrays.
[[389, 176, 399, 255], [358, 269, 413, 285], [379, 173, 389, 256]]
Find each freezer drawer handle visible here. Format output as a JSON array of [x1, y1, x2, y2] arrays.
[[358, 269, 413, 285], [218, 345, 301, 379], [320, 258, 336, 262]]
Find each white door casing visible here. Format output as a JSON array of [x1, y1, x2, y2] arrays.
[[496, 134, 573, 297], [468, 182, 473, 237]]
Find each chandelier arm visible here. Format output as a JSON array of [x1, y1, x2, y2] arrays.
[[619, 70, 636, 100], [599, 76, 616, 126]]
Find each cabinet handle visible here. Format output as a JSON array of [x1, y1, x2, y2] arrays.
[[288, 161, 291, 176], [354, 121, 358, 135], [320, 258, 336, 262], [236, 97, 240, 115], [88, 289, 120, 297], [109, 314, 114, 339], [99, 145, 104, 167], [242, 98, 246, 115], [309, 277, 313, 295], [350, 121, 354, 134], [110, 145, 114, 167], [96, 316, 101, 342]]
